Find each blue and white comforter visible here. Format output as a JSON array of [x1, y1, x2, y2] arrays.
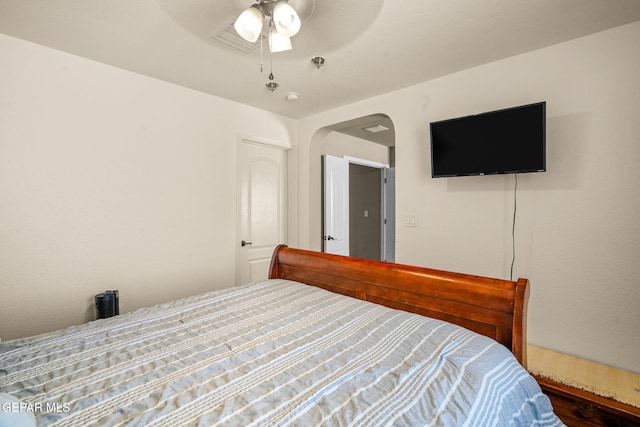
[[0, 279, 563, 426]]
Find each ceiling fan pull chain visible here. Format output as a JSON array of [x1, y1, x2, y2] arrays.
[[260, 25, 263, 73], [265, 25, 279, 92]]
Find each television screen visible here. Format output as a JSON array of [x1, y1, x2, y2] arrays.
[[430, 102, 546, 178]]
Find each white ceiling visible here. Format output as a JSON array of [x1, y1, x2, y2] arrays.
[[1, 0, 640, 124]]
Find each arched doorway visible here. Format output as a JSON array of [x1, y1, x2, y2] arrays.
[[319, 114, 396, 261]]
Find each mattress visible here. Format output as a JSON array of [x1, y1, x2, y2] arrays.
[[0, 279, 563, 426]]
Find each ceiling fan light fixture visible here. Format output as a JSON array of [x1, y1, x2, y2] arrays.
[[234, 4, 264, 43], [272, 1, 301, 37], [269, 30, 292, 53], [234, 0, 304, 91]]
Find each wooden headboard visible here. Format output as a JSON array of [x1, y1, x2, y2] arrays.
[[269, 245, 529, 366]]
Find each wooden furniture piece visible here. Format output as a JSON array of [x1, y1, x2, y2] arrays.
[[269, 244, 529, 365], [528, 344, 640, 426], [534, 375, 640, 427]]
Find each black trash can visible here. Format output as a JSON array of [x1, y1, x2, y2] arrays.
[[95, 290, 119, 319]]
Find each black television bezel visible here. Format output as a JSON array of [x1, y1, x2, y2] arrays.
[[429, 101, 546, 178]]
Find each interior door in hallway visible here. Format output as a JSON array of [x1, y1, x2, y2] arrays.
[[322, 154, 349, 255], [236, 140, 288, 285]]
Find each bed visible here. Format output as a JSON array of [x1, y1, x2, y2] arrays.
[[0, 245, 562, 426]]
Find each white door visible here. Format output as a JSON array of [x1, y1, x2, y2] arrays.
[[323, 155, 349, 255], [382, 167, 396, 262], [237, 140, 287, 284]]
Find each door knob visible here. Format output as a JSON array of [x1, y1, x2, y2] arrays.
[[241, 240, 252, 247]]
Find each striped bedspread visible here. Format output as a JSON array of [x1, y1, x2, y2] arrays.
[[0, 279, 563, 426]]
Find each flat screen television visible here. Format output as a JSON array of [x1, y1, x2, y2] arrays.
[[430, 102, 546, 178]]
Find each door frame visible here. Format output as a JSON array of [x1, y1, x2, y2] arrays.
[[382, 167, 395, 262], [343, 156, 389, 169], [346, 156, 391, 261], [323, 155, 393, 260]]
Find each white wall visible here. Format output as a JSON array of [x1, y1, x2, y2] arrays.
[[297, 22, 640, 373], [0, 34, 297, 340]]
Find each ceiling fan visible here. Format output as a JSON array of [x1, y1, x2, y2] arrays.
[[234, 0, 302, 53]]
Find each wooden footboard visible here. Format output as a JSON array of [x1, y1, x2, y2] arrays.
[[269, 245, 529, 366]]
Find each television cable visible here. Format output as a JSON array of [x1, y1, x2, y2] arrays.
[[510, 174, 518, 281]]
